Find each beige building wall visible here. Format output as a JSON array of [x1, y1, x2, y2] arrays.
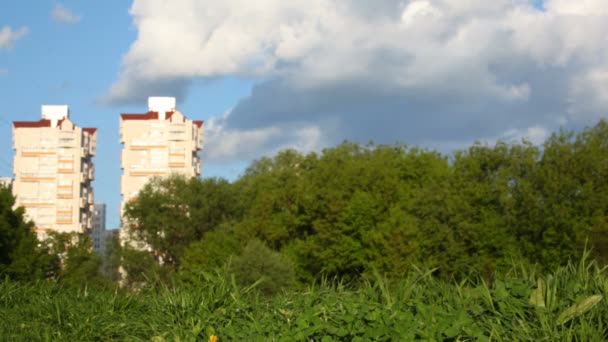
[[119, 97, 204, 241], [12, 105, 96, 239]]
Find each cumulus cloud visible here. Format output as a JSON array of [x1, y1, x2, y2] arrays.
[[502, 125, 551, 146], [108, 0, 608, 162], [51, 3, 81, 24], [0, 26, 28, 50], [202, 109, 324, 162]]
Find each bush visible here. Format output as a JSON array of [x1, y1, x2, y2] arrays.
[[229, 238, 295, 295]]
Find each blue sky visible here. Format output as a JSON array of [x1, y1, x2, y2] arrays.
[[1, 0, 607, 228]]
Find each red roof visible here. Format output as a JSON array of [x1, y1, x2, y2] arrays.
[[121, 110, 203, 127], [13, 119, 52, 128], [83, 128, 97, 134], [120, 111, 159, 120]]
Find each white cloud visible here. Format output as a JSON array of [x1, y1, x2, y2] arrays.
[[545, 0, 608, 15], [108, 0, 608, 162], [503, 125, 551, 146], [202, 110, 323, 162], [0, 26, 28, 49], [51, 3, 81, 24]]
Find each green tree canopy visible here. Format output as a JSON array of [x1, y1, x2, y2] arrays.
[[0, 185, 55, 281]]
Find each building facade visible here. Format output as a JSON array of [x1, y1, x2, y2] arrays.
[[119, 97, 203, 239], [12, 105, 96, 239], [91, 202, 106, 253]]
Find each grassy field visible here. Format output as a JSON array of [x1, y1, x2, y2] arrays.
[[1, 256, 607, 341]]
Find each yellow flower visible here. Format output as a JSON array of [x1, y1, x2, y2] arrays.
[[208, 335, 218, 342]]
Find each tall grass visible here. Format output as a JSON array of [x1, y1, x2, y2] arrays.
[[1, 255, 606, 341]]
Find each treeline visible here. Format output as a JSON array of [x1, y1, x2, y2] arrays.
[[118, 120, 608, 289], [2, 120, 608, 290]]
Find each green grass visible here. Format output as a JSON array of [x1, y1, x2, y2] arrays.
[[1, 256, 607, 341]]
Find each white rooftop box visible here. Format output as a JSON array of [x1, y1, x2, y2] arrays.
[[41, 105, 70, 120], [148, 97, 176, 118]]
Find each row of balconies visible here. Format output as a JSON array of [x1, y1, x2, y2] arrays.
[[129, 137, 202, 151], [20, 147, 57, 156], [19, 197, 55, 207], [128, 165, 169, 176], [197, 130, 205, 150], [18, 165, 93, 182], [130, 139, 167, 149], [119, 155, 201, 175]]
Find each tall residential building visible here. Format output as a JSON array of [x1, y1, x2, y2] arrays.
[[91, 202, 106, 253], [12, 105, 96, 239], [119, 97, 204, 226]]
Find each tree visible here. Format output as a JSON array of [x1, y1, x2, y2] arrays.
[[445, 141, 538, 276], [123, 175, 239, 270], [0, 185, 55, 281], [45, 232, 109, 288]]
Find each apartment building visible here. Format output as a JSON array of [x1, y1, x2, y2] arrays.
[[91, 202, 106, 253], [119, 97, 204, 234], [12, 105, 96, 239]]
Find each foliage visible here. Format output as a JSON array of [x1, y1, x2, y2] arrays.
[[118, 243, 167, 287], [0, 185, 56, 281], [44, 232, 110, 288], [123, 176, 239, 270], [118, 120, 608, 284], [229, 238, 296, 295], [178, 222, 244, 285], [1, 257, 606, 340]]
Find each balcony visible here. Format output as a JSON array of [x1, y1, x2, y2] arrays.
[[58, 179, 73, 187], [197, 131, 205, 149], [88, 165, 95, 180], [58, 137, 76, 148], [20, 197, 54, 207], [21, 147, 56, 156], [168, 129, 187, 141], [58, 165, 74, 173], [131, 139, 167, 150], [169, 147, 185, 156], [56, 206, 72, 214], [57, 192, 73, 199], [57, 182, 73, 197], [56, 217, 73, 224], [129, 165, 168, 176], [20, 172, 55, 182], [88, 190, 94, 204], [169, 154, 186, 168], [58, 155, 74, 163]]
